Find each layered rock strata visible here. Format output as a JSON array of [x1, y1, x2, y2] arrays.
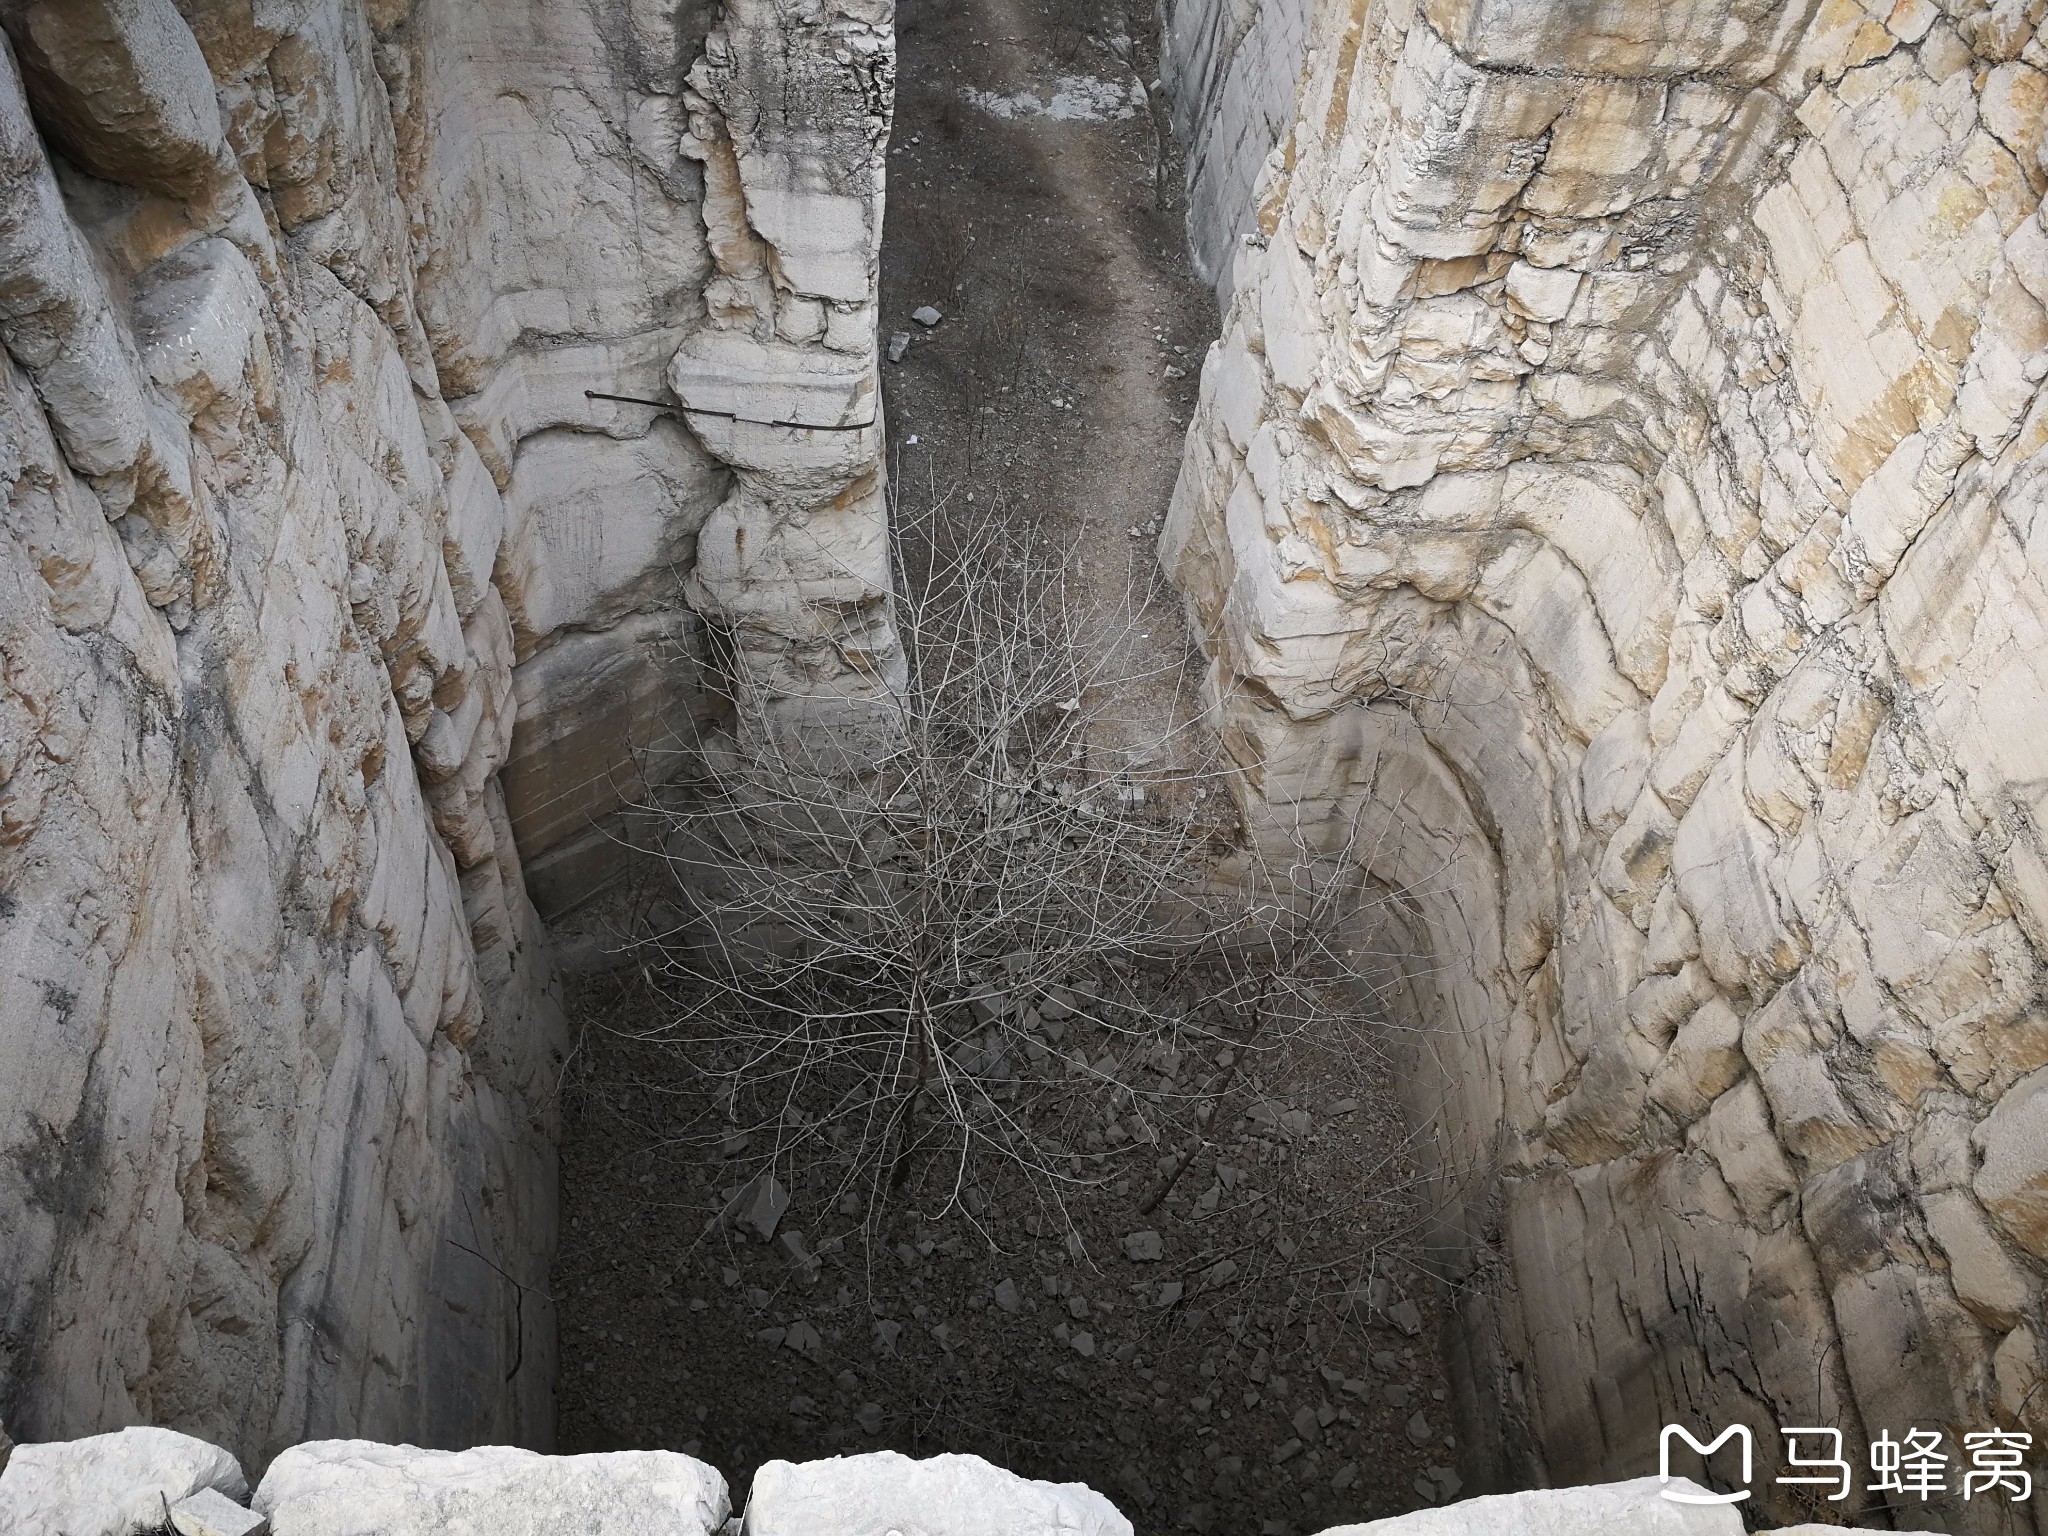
[[0, 0, 893, 1470], [1162, 0, 2048, 1525]]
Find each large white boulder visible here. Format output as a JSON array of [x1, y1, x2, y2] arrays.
[[0, 1426, 248, 1536], [742, 1450, 1131, 1536], [1313, 1477, 1745, 1534], [252, 1442, 728, 1536]]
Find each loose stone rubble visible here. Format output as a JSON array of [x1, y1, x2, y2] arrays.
[[1160, 0, 2048, 1525], [0, 1433, 1944, 1536]]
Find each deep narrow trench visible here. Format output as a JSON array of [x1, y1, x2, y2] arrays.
[[549, 0, 1456, 1530]]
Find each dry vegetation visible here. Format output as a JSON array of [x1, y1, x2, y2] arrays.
[[551, 0, 1466, 1525]]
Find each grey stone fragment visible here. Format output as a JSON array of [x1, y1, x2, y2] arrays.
[[1115, 1463, 1155, 1509], [783, 1320, 824, 1361], [1121, 1230, 1163, 1261], [1406, 1410, 1434, 1445], [1386, 1298, 1423, 1336], [172, 1487, 269, 1536], [738, 1172, 790, 1241], [993, 1277, 1023, 1313], [886, 331, 911, 362], [912, 305, 943, 327]]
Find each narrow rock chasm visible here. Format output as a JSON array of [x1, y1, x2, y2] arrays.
[[548, 1, 1458, 1531], [6, 0, 2048, 1529]]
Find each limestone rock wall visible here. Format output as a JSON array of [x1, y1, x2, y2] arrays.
[[1159, 0, 1313, 298], [0, 0, 893, 1471], [1162, 0, 2048, 1526]]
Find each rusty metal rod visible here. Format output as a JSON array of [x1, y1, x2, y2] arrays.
[[585, 389, 876, 432]]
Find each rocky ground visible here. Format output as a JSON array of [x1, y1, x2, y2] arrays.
[[555, 960, 1460, 1535], [552, 0, 1460, 1529]]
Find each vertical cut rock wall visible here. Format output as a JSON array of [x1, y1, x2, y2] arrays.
[[0, 0, 893, 1470], [1162, 0, 2048, 1526]]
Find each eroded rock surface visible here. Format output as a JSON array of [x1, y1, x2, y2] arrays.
[[252, 1439, 728, 1536], [1162, 0, 2048, 1525], [0, 0, 892, 1467], [0, 1426, 247, 1536]]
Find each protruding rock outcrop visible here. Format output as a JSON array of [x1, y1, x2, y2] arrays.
[[669, 0, 905, 758]]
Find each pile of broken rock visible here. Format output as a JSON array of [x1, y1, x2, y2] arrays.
[[0, 1424, 1933, 1535]]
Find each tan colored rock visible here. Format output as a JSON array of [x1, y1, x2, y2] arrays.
[[1974, 1066, 2048, 1262], [1647, 999, 1746, 1125], [1922, 1188, 2038, 1330]]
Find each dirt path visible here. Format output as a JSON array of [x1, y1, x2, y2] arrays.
[[549, 3, 1460, 1531], [879, 0, 1212, 774]]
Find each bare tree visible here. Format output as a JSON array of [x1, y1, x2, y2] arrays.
[[612, 467, 1407, 1243]]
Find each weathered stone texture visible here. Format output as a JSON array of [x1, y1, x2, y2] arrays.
[[1163, 0, 2048, 1525], [1160, 0, 1314, 297], [252, 1439, 729, 1536], [0, 0, 893, 1472]]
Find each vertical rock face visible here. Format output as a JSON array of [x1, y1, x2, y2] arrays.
[[0, 0, 893, 1471], [1159, 0, 1313, 298], [1163, 0, 2048, 1523]]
